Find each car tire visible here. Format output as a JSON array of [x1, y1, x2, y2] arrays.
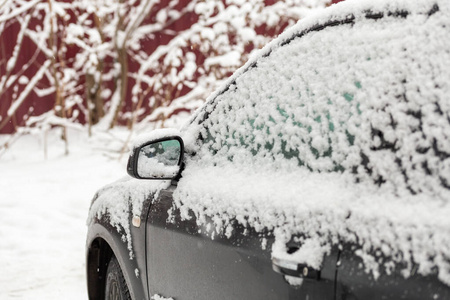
[[105, 255, 131, 300]]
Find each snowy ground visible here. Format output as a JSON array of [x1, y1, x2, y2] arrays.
[[0, 128, 131, 299]]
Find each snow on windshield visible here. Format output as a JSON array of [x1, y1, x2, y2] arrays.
[[178, 0, 450, 285]]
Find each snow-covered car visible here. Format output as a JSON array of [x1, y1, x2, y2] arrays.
[[86, 0, 450, 299]]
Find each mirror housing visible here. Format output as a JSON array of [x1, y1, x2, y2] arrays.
[[127, 136, 184, 180]]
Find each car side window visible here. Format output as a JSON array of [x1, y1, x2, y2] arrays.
[[192, 10, 450, 197], [197, 35, 361, 173]]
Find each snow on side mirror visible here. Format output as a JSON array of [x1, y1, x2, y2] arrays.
[[127, 136, 184, 180]]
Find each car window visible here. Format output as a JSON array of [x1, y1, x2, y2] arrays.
[[201, 93, 358, 173], [197, 24, 364, 174]]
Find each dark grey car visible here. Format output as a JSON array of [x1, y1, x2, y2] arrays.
[[86, 0, 450, 299]]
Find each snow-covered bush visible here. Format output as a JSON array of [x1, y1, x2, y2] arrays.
[[0, 0, 334, 157]]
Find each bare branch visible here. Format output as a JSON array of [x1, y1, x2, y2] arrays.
[[0, 0, 41, 23]]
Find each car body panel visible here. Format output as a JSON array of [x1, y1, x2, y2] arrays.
[[336, 244, 450, 300], [146, 187, 338, 300]]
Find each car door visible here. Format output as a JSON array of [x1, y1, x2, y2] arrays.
[[336, 243, 450, 300], [145, 185, 338, 300], [146, 2, 450, 299]]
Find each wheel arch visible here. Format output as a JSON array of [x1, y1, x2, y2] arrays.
[[86, 221, 147, 300]]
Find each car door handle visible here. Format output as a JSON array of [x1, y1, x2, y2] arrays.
[[272, 257, 321, 280]]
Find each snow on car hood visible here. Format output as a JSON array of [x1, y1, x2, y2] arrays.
[[87, 176, 171, 258]]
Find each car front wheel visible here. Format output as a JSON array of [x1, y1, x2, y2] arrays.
[[105, 255, 131, 300]]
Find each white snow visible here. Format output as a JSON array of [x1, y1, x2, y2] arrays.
[[87, 175, 171, 259], [131, 128, 181, 150], [205, 50, 241, 68], [18, 76, 29, 85], [0, 128, 128, 299], [137, 156, 179, 178], [0, 0, 40, 23], [151, 294, 174, 300]]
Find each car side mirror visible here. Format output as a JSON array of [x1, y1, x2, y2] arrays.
[[127, 136, 184, 180]]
